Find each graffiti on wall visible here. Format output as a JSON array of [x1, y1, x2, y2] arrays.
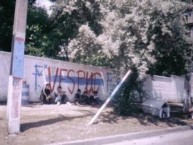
[[33, 64, 47, 91], [33, 64, 115, 96], [0, 51, 119, 102]]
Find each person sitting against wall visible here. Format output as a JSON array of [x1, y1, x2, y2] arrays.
[[89, 91, 100, 106], [54, 85, 67, 105], [40, 83, 53, 104], [80, 90, 89, 105], [74, 89, 81, 105], [93, 91, 101, 105]]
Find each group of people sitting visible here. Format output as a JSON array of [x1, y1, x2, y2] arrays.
[[40, 83, 101, 106], [40, 83, 67, 105], [74, 89, 101, 106]]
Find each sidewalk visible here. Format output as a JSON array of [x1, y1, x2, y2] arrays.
[[46, 125, 193, 145]]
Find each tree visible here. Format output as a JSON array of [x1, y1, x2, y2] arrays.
[[67, 0, 190, 115], [25, 0, 103, 60], [0, 0, 15, 52], [0, 0, 37, 52], [68, 0, 190, 77], [147, 1, 190, 76], [25, 5, 53, 57], [68, 24, 111, 66], [30, 0, 103, 60]]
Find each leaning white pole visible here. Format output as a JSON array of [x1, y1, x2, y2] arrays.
[[88, 70, 132, 125]]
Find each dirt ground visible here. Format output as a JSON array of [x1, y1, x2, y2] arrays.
[[0, 103, 193, 145]]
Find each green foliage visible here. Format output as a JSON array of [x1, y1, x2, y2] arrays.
[[26, 6, 53, 57], [147, 3, 190, 76], [67, 24, 111, 67], [52, 0, 102, 34], [68, 0, 191, 78], [0, 0, 37, 52], [65, 0, 191, 115], [26, 0, 103, 59], [109, 0, 191, 115], [49, 0, 102, 59], [0, 0, 15, 52]]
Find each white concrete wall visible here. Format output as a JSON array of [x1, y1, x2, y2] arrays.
[[143, 75, 185, 102], [0, 51, 116, 102], [1, 50, 187, 103]]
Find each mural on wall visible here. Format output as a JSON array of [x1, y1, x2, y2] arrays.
[[33, 64, 46, 91], [0, 51, 117, 102], [32, 63, 117, 101]]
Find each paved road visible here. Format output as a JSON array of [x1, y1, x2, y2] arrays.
[[103, 129, 193, 145]]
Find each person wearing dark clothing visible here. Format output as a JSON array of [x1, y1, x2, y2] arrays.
[[40, 83, 52, 104], [54, 86, 67, 105], [81, 90, 89, 105], [88, 91, 94, 105], [89, 91, 100, 105], [74, 89, 81, 105], [93, 91, 100, 105]]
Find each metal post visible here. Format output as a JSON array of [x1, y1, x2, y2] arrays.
[[7, 0, 28, 134], [88, 70, 132, 125]]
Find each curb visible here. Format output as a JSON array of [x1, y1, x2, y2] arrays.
[[46, 125, 193, 145]]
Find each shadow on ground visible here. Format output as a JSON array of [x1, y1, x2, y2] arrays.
[[18, 103, 193, 132], [94, 106, 191, 127], [131, 104, 191, 126], [21, 110, 94, 132], [97, 111, 120, 124]]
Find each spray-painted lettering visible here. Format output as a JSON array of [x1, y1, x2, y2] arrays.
[[33, 65, 106, 95]]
